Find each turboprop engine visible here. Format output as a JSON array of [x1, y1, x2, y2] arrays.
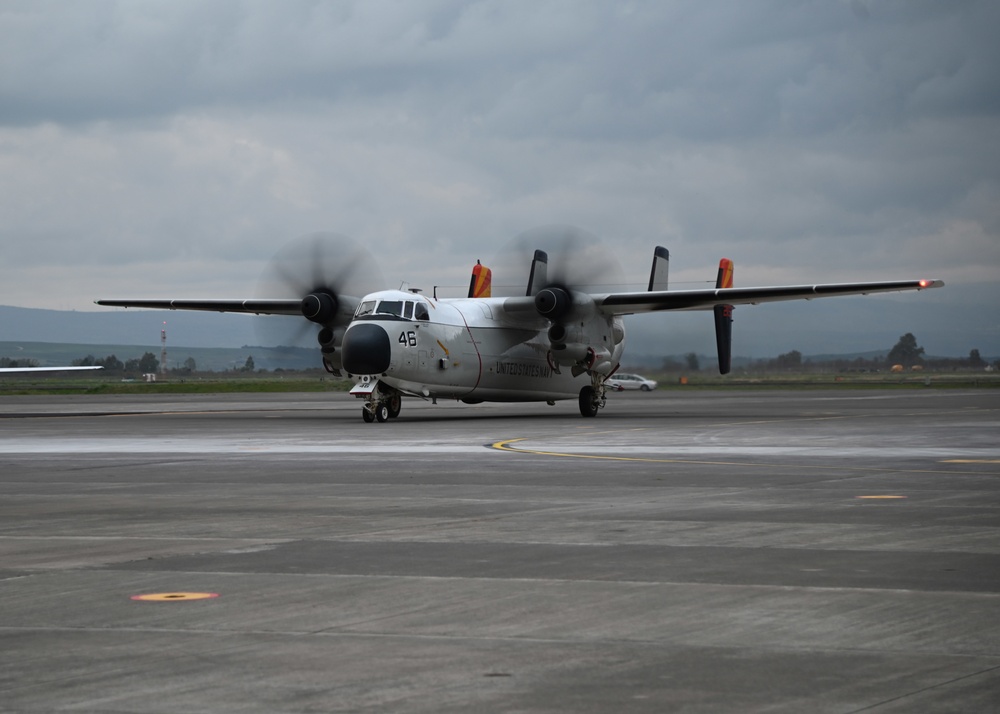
[[254, 233, 386, 377], [546, 322, 595, 368], [532, 286, 599, 369], [495, 226, 629, 375], [537, 292, 621, 373]]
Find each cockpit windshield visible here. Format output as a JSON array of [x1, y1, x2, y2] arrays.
[[354, 299, 429, 321], [376, 301, 404, 317]]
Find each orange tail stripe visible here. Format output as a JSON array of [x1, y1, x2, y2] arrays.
[[716, 258, 734, 289], [471, 264, 492, 298]]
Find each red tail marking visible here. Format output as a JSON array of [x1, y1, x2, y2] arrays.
[[716, 258, 734, 290], [469, 261, 492, 298]]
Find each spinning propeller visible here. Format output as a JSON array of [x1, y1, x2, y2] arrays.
[[490, 225, 628, 301], [491, 225, 628, 374], [254, 232, 385, 350]]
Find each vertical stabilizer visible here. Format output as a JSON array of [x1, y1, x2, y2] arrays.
[[647, 246, 670, 291], [715, 257, 734, 290], [525, 250, 549, 296], [714, 258, 734, 375], [468, 260, 492, 298]]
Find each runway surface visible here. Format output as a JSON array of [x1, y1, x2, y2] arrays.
[[1, 388, 999, 713]]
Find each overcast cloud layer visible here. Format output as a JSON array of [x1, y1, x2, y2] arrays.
[[2, 1, 998, 356]]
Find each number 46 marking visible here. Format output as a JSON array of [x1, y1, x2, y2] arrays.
[[399, 331, 417, 347]]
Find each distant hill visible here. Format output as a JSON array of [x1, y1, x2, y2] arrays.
[[1, 304, 259, 348], [0, 341, 319, 372]]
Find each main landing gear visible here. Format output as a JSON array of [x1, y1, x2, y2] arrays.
[[578, 373, 607, 418]]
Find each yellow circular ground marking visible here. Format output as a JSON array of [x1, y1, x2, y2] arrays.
[[855, 495, 907, 500], [130, 592, 220, 602]]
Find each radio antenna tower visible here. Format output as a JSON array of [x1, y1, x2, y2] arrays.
[[160, 322, 167, 375]]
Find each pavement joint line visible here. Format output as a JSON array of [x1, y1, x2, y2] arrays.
[[45, 569, 1000, 597], [844, 662, 1000, 714], [0, 624, 997, 658]]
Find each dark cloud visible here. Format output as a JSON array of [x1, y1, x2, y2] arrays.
[[0, 1, 996, 354]]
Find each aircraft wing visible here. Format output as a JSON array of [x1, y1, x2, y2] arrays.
[[0, 366, 103, 373], [596, 279, 944, 315], [94, 299, 304, 316]]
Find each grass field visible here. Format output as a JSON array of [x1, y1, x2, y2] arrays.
[[1, 370, 996, 396], [0, 372, 350, 396]]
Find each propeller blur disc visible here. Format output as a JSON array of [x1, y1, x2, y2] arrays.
[[488, 225, 628, 297], [253, 232, 386, 348]]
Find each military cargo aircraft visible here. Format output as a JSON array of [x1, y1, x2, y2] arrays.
[[97, 229, 942, 422]]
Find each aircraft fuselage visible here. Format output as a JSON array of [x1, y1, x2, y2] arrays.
[[340, 289, 625, 403]]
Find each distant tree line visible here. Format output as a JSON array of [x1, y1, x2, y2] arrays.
[[66, 353, 258, 375], [660, 333, 997, 374], [73, 353, 161, 374], [757, 335, 995, 373], [0, 357, 40, 368]]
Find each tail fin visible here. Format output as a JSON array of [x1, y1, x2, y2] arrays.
[[525, 250, 549, 296], [714, 258, 734, 375], [647, 246, 670, 291], [716, 257, 734, 290], [468, 260, 492, 298]]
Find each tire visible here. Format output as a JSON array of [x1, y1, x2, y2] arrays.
[[386, 395, 401, 419], [578, 386, 599, 418], [362, 407, 375, 423], [375, 403, 390, 422], [640, 384, 651, 392]]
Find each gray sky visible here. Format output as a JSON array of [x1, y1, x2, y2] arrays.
[[2, 0, 998, 356]]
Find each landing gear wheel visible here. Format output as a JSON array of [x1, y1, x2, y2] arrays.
[[362, 407, 375, 423], [386, 395, 401, 419], [579, 386, 599, 418], [375, 403, 390, 422]]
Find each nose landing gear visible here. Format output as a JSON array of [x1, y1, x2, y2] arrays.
[[361, 391, 402, 424]]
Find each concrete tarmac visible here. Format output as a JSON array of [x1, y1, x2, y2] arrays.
[[1, 388, 998, 713]]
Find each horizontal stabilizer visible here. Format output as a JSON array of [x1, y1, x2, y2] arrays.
[[598, 279, 943, 314]]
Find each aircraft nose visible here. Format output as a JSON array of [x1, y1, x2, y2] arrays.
[[342, 323, 391, 375]]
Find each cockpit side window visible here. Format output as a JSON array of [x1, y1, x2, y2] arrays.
[[403, 301, 414, 319], [355, 300, 376, 318], [414, 302, 430, 321]]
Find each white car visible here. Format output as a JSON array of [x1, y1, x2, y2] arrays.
[[605, 373, 657, 392]]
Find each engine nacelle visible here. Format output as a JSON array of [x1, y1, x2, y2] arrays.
[[534, 286, 573, 321], [549, 342, 595, 368], [317, 326, 345, 354], [302, 291, 339, 325], [547, 323, 584, 347], [322, 352, 343, 376]]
